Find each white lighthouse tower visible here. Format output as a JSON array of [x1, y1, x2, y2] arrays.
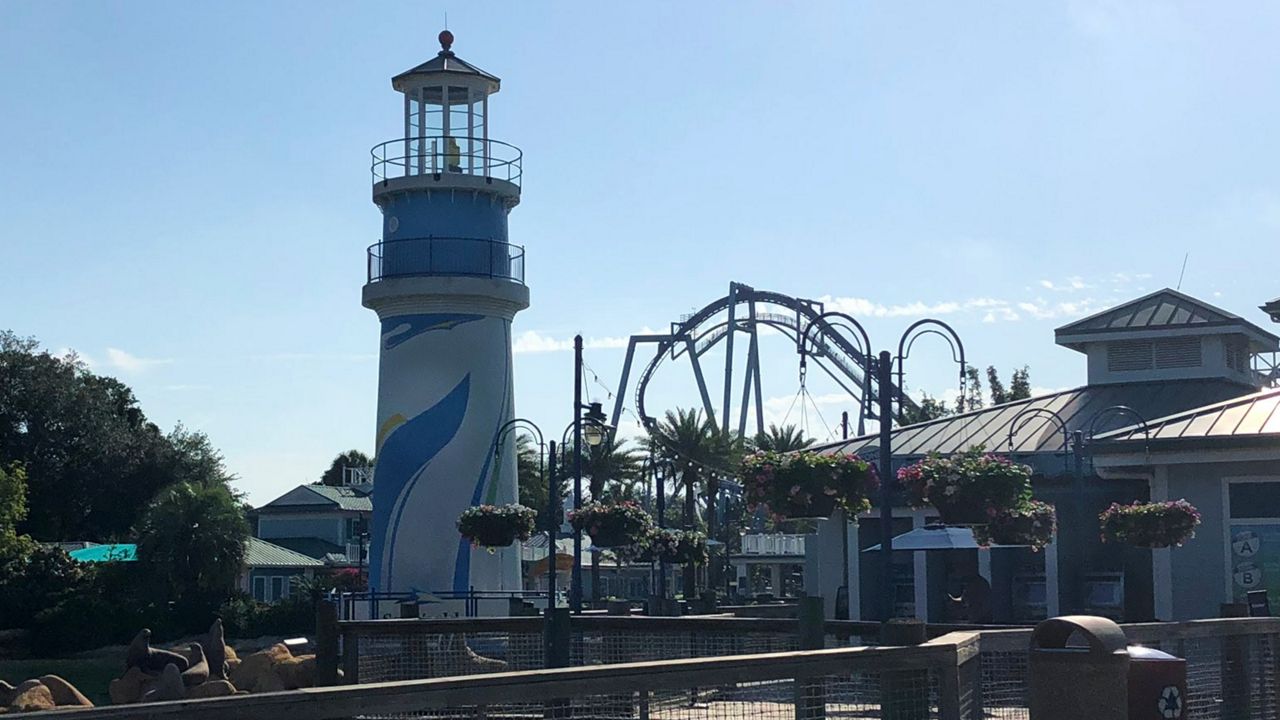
[[363, 31, 526, 597]]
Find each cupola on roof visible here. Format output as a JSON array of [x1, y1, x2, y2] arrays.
[[1055, 288, 1279, 353], [392, 31, 501, 95]]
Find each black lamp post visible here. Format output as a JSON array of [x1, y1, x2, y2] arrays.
[[801, 315, 965, 622], [562, 370, 611, 613], [494, 419, 551, 611]]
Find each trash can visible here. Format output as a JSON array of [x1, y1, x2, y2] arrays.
[[399, 601, 419, 619], [1029, 616, 1131, 720], [1127, 646, 1187, 720]]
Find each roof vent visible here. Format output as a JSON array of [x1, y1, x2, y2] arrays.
[[1108, 340, 1153, 372], [1154, 337, 1202, 369]]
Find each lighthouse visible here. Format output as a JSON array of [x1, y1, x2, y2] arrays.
[[363, 31, 526, 597]]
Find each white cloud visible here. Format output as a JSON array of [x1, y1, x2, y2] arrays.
[[102, 348, 172, 373], [512, 330, 631, 354]]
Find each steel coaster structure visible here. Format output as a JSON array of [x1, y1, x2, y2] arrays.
[[610, 281, 924, 442]]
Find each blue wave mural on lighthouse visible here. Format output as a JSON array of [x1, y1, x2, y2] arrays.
[[368, 311, 520, 595]]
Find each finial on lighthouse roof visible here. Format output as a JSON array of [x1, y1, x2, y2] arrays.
[[439, 30, 454, 55]]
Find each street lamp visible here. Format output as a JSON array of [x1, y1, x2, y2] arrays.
[[559, 404, 612, 612], [800, 316, 965, 622], [582, 402, 608, 447]]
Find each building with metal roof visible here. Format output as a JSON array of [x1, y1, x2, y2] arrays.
[[804, 288, 1279, 625], [251, 483, 372, 577], [240, 537, 324, 604]]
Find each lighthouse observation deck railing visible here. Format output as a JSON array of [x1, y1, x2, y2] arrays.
[[368, 237, 525, 284], [371, 136, 522, 187]]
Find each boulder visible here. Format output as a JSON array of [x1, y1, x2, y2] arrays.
[[203, 619, 229, 681], [226, 657, 241, 674], [253, 670, 286, 694], [229, 643, 291, 693], [224, 644, 238, 661], [126, 629, 190, 674], [37, 675, 93, 707], [8, 684, 55, 713], [181, 643, 209, 687], [0, 681, 15, 706], [141, 664, 185, 703], [275, 655, 317, 690], [109, 666, 157, 705], [187, 680, 237, 699]]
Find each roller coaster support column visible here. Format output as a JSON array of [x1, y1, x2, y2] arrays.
[[721, 283, 738, 434], [877, 351, 896, 620]]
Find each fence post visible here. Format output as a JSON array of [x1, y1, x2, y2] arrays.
[[316, 600, 340, 687], [880, 618, 929, 720], [341, 625, 360, 685], [1220, 604, 1251, 720], [796, 596, 827, 720], [544, 608, 572, 719], [937, 636, 980, 720]]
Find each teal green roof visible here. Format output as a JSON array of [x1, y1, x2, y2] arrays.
[[245, 537, 324, 568], [69, 544, 137, 562]]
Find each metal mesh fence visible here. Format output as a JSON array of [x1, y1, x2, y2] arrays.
[[354, 629, 545, 682], [571, 631, 798, 667], [1139, 631, 1280, 720], [977, 649, 1029, 719], [349, 670, 942, 720]]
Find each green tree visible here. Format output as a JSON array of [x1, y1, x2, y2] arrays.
[[648, 408, 739, 597], [751, 424, 815, 453], [515, 433, 564, 531], [961, 364, 985, 412], [901, 393, 951, 425], [136, 481, 250, 630], [571, 435, 642, 600], [0, 462, 28, 553], [320, 449, 372, 486], [0, 332, 233, 541]]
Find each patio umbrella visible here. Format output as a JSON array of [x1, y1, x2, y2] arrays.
[[863, 525, 991, 551]]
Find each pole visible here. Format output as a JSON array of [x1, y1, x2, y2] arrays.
[[547, 440, 558, 615], [1070, 429, 1085, 615], [838, 410, 851, 619], [877, 351, 895, 620], [656, 461, 668, 601], [571, 335, 584, 613]]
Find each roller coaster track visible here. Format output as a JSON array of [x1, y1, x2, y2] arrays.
[[611, 282, 918, 443]]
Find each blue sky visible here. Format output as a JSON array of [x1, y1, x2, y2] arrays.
[[2, 1, 1277, 505]]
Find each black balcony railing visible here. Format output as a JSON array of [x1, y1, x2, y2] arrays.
[[371, 136, 522, 187], [367, 237, 525, 284]]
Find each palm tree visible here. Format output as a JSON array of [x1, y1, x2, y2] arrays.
[[569, 436, 643, 601], [648, 408, 739, 598], [751, 423, 815, 453]]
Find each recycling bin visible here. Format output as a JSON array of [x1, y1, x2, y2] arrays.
[[1128, 646, 1187, 720], [1029, 616, 1131, 720]]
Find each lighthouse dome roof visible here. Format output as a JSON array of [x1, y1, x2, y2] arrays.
[[392, 31, 500, 94]]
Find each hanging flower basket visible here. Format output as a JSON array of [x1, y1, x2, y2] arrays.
[[568, 501, 653, 548], [637, 528, 709, 565], [973, 500, 1057, 551], [456, 504, 538, 548], [898, 449, 1033, 525], [1099, 500, 1201, 548], [740, 451, 877, 520]]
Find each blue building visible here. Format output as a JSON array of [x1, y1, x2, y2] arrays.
[[362, 32, 527, 596]]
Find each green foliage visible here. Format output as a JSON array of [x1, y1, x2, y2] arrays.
[[567, 500, 654, 547], [750, 424, 815, 454], [1100, 499, 1201, 548], [0, 544, 91, 631], [514, 433, 565, 532], [897, 448, 1034, 524], [136, 481, 249, 630], [579, 436, 644, 502], [217, 594, 314, 639], [973, 500, 1057, 551], [0, 462, 29, 557], [902, 365, 1034, 425], [0, 331, 236, 540], [320, 449, 372, 486], [457, 503, 538, 547], [740, 450, 876, 520]]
